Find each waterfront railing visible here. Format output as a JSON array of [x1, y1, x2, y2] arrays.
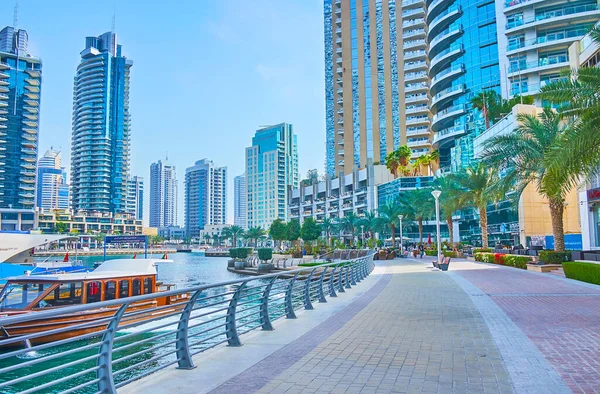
[[0, 251, 375, 394]]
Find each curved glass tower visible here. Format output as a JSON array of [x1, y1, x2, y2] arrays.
[[71, 32, 133, 214], [427, 0, 500, 170]]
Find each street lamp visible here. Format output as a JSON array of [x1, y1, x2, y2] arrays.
[[361, 225, 364, 247], [397, 215, 404, 252], [431, 190, 442, 265]]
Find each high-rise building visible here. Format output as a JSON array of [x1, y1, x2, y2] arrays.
[[234, 174, 247, 228], [185, 159, 227, 238], [496, 0, 600, 101], [126, 176, 144, 221], [0, 26, 42, 210], [428, 0, 501, 170], [71, 32, 133, 214], [149, 159, 178, 228], [37, 149, 69, 211], [324, 0, 432, 176], [246, 123, 298, 229]]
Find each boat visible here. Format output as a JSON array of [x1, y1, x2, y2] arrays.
[[0, 258, 189, 347], [190, 248, 206, 255]]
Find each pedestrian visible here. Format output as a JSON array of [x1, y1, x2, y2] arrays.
[[418, 243, 424, 258]]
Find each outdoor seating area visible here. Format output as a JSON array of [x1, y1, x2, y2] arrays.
[[432, 256, 451, 271]]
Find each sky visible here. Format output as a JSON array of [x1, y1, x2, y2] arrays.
[[0, 0, 326, 226]]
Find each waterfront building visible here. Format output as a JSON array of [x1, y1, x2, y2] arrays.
[[185, 159, 227, 238], [497, 0, 600, 101], [37, 209, 142, 235], [246, 123, 298, 229], [427, 0, 501, 171], [149, 159, 178, 228], [71, 32, 133, 214], [0, 208, 36, 231], [324, 0, 432, 176], [234, 174, 247, 228], [126, 176, 144, 221], [0, 26, 42, 211], [289, 162, 393, 223], [198, 224, 230, 246], [37, 149, 70, 211], [158, 225, 186, 240]]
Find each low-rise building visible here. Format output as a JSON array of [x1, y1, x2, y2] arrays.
[[38, 210, 143, 235], [158, 226, 186, 239], [0, 208, 37, 232]]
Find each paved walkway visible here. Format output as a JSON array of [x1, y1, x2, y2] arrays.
[[123, 258, 600, 394]]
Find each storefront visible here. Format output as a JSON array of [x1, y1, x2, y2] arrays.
[[580, 187, 600, 250]]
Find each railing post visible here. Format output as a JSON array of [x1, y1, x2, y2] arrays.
[[337, 263, 346, 293], [260, 277, 276, 331], [225, 283, 246, 347], [345, 265, 352, 289], [304, 268, 317, 310], [176, 290, 203, 369], [97, 302, 129, 394], [285, 273, 299, 319], [329, 266, 338, 297], [357, 259, 365, 281], [317, 267, 328, 303], [351, 262, 358, 284]]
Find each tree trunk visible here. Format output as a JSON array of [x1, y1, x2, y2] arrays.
[[390, 224, 396, 248], [549, 198, 565, 252], [479, 206, 488, 248], [446, 216, 454, 246], [418, 219, 423, 244]]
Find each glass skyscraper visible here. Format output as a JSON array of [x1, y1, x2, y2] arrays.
[[234, 174, 247, 229], [71, 32, 133, 214], [37, 149, 69, 211], [324, 0, 433, 177], [427, 0, 501, 170], [150, 159, 178, 228], [0, 26, 42, 210]]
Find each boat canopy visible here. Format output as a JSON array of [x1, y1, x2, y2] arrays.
[[0, 233, 74, 264]]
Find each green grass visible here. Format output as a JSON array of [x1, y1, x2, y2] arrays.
[[563, 261, 600, 285]]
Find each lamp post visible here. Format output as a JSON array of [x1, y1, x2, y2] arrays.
[[361, 225, 364, 247], [397, 215, 403, 252], [431, 190, 442, 265]]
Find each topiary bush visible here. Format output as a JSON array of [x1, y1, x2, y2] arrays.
[[257, 248, 273, 261], [425, 250, 437, 256], [229, 248, 253, 260], [563, 262, 600, 285], [503, 255, 532, 269], [443, 251, 457, 258], [474, 252, 529, 269], [473, 248, 492, 254], [538, 251, 572, 264]]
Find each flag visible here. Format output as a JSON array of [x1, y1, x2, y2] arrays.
[[133, 253, 137, 259], [63, 252, 69, 262], [427, 234, 432, 245], [162, 253, 168, 260]]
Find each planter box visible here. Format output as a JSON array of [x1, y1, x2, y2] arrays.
[[526, 263, 562, 273], [258, 263, 274, 273], [234, 261, 246, 270], [227, 259, 235, 268], [243, 261, 253, 268]]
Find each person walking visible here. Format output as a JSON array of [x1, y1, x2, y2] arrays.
[[418, 243, 424, 258]]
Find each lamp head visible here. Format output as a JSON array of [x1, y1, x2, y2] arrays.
[[398, 214, 403, 220], [431, 190, 442, 199]]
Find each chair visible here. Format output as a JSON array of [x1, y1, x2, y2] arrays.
[[439, 257, 451, 271]]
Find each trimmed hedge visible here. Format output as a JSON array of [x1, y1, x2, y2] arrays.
[[229, 248, 253, 259], [538, 251, 572, 264], [563, 262, 600, 285], [443, 251, 458, 258], [474, 252, 531, 269], [424, 250, 437, 256], [473, 248, 492, 254], [257, 248, 273, 261]]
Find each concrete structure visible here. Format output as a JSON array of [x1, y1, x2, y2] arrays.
[[126, 176, 143, 221], [0, 208, 37, 231], [324, 0, 432, 176], [497, 0, 600, 100], [233, 174, 246, 228], [246, 123, 298, 229], [149, 159, 178, 228], [198, 224, 230, 245], [158, 225, 186, 240], [185, 159, 227, 238], [289, 163, 393, 223], [37, 149, 69, 211], [0, 26, 42, 211], [37, 209, 142, 234], [71, 32, 133, 214]]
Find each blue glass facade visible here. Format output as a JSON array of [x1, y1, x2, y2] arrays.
[[388, 0, 400, 150], [375, 1, 387, 162], [71, 32, 133, 214], [362, 0, 373, 160], [351, 1, 361, 167], [324, 2, 335, 176], [377, 176, 435, 207]]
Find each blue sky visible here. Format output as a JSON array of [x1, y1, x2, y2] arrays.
[[1, 0, 325, 225]]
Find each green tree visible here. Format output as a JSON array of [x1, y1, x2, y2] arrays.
[[321, 217, 334, 247], [301, 217, 321, 245], [55, 221, 68, 234], [385, 145, 412, 178], [340, 212, 360, 245], [483, 109, 571, 251], [229, 225, 245, 248], [399, 189, 435, 244], [286, 220, 301, 246], [246, 226, 266, 248], [435, 176, 465, 246], [203, 233, 211, 245], [269, 219, 287, 248], [446, 162, 504, 248], [377, 203, 403, 248], [221, 226, 233, 246], [301, 169, 320, 186], [359, 210, 383, 241]]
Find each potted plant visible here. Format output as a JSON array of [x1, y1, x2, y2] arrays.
[[257, 248, 274, 273]]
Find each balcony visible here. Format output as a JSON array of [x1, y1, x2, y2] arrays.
[[402, 0, 424, 7], [431, 83, 466, 110], [429, 23, 463, 56], [404, 71, 427, 82], [432, 124, 467, 148], [404, 61, 427, 71], [405, 82, 428, 93], [428, 4, 462, 38], [406, 127, 430, 136], [402, 8, 424, 19], [431, 104, 467, 131], [430, 43, 464, 73], [402, 18, 425, 29], [405, 93, 429, 104], [403, 29, 426, 39], [406, 116, 430, 126], [407, 138, 431, 148], [405, 105, 429, 114], [507, 55, 569, 77], [404, 50, 427, 60], [337, 128, 344, 135], [403, 39, 426, 50], [505, 4, 600, 33], [427, 0, 453, 22], [430, 64, 465, 93]]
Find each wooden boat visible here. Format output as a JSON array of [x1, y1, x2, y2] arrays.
[[0, 259, 189, 347]]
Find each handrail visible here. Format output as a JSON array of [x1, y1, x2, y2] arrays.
[[0, 251, 376, 393]]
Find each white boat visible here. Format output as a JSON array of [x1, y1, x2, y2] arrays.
[[190, 248, 205, 255]]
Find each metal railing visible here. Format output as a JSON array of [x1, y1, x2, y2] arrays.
[[0, 252, 375, 394]]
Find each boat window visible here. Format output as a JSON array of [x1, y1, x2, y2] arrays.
[[0, 282, 52, 310], [143, 278, 152, 294], [132, 279, 141, 296], [105, 281, 116, 301], [35, 282, 83, 308], [86, 281, 102, 304], [119, 280, 130, 298]]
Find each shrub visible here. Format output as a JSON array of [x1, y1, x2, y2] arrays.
[[474, 252, 529, 269], [425, 250, 437, 256], [443, 251, 457, 258], [538, 251, 572, 264], [229, 248, 253, 260], [494, 253, 505, 265], [503, 255, 532, 269], [257, 248, 273, 261], [474, 252, 484, 262], [563, 262, 600, 285], [473, 248, 492, 254]]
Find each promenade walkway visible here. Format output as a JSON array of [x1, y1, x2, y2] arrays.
[[123, 258, 600, 394]]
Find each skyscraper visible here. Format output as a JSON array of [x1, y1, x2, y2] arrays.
[[71, 32, 133, 214], [324, 0, 432, 176], [246, 123, 298, 229], [234, 174, 247, 228], [0, 26, 42, 210], [428, 0, 501, 170], [149, 159, 178, 228], [126, 176, 144, 221], [185, 159, 227, 238], [37, 149, 69, 211]]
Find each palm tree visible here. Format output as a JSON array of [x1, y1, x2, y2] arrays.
[[435, 176, 464, 246], [446, 162, 503, 248], [483, 109, 571, 251], [221, 227, 233, 246], [385, 145, 412, 178], [245, 227, 266, 248], [377, 203, 403, 248], [385, 149, 400, 177], [321, 217, 334, 247], [228, 225, 245, 247], [359, 210, 383, 240], [470, 90, 499, 130], [399, 188, 435, 244], [203, 233, 211, 246], [340, 212, 360, 245]]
